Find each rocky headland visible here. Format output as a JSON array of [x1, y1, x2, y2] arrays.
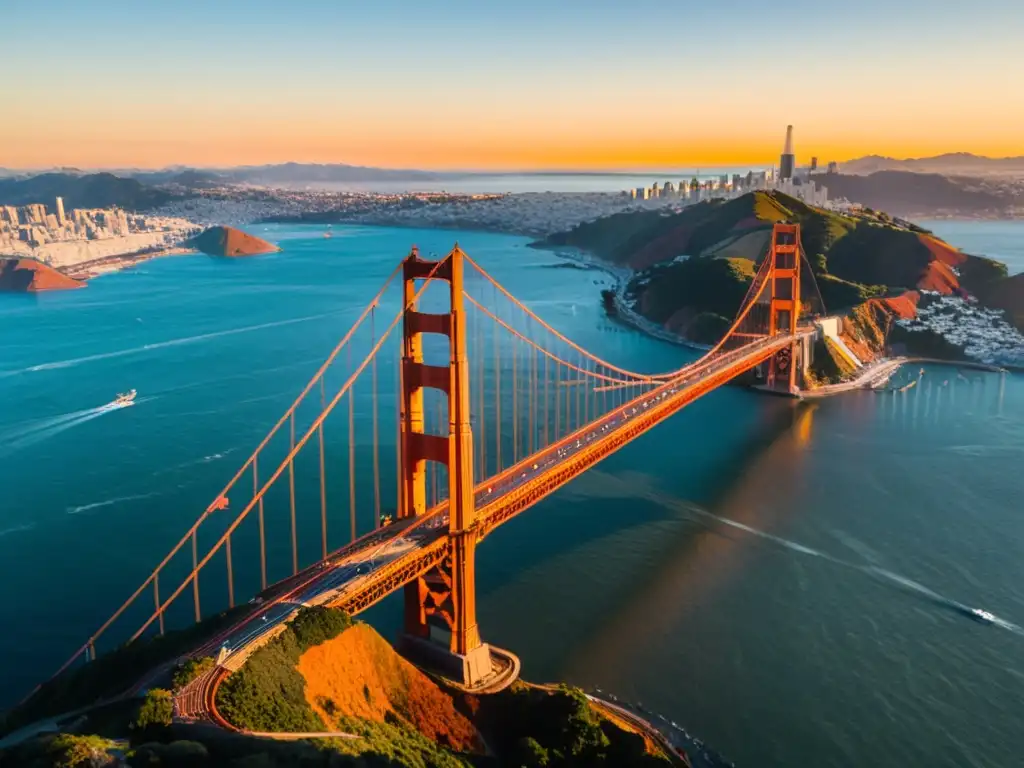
[[540, 190, 1024, 379], [188, 226, 280, 257]]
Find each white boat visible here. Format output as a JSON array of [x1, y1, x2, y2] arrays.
[[114, 389, 137, 406], [968, 608, 995, 624]]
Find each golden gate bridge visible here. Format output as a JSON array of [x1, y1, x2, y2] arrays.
[[28, 223, 825, 723]]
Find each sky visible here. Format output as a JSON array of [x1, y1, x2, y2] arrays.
[[2, 0, 1023, 171]]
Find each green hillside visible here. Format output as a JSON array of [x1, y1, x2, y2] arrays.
[[544, 190, 1006, 327]]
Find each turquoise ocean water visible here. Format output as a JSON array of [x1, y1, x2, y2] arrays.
[[1, 224, 1022, 767]]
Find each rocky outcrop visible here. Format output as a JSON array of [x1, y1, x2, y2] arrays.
[[188, 226, 280, 258], [0, 258, 85, 292]]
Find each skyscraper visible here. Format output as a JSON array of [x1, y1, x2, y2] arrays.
[[779, 125, 795, 181], [55, 196, 66, 226]]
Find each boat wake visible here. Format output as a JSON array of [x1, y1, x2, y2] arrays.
[[0, 407, 109, 442], [678, 503, 840, 562], [0, 311, 345, 379], [863, 567, 1024, 635], [67, 492, 159, 515], [156, 447, 238, 475], [0, 397, 149, 456], [0, 523, 34, 539], [679, 504, 1022, 636]]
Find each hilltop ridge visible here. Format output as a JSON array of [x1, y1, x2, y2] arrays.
[[542, 190, 1023, 371]]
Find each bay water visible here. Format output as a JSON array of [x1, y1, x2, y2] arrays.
[[0, 224, 1021, 767]]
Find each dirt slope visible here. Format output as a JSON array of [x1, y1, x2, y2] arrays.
[[297, 623, 481, 753]]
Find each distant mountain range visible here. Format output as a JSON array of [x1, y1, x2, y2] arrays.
[[126, 162, 445, 186], [0, 163, 445, 187], [0, 172, 175, 211], [842, 153, 1024, 177], [814, 171, 1010, 217]]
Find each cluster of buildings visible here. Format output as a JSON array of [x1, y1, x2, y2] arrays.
[[0, 197, 199, 271], [896, 291, 1024, 366], [153, 188, 639, 238], [0, 198, 189, 249], [627, 125, 837, 210]]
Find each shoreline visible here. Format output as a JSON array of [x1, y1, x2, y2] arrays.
[[533, 242, 714, 353], [62, 247, 198, 280]]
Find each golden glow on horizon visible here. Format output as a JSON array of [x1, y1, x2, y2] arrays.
[[3, 108, 1023, 170], [6, 137, 1024, 172]]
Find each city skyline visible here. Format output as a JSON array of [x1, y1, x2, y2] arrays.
[[3, 0, 1023, 170]]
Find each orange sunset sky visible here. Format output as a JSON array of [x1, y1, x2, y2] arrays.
[[3, 1, 1022, 170]]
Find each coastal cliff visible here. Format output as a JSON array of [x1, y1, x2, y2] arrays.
[[188, 226, 280, 257], [0, 257, 85, 292], [542, 190, 1022, 370]]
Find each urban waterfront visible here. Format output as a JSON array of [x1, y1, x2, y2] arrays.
[[0, 224, 1021, 767]]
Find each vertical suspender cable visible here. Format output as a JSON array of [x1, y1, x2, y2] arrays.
[[512, 332, 518, 463], [528, 336, 536, 456], [395, 340, 402, 519], [479, 308, 487, 479], [554, 359, 561, 440], [191, 529, 200, 622], [319, 376, 328, 560], [372, 306, 381, 527], [289, 414, 297, 575], [225, 534, 234, 609], [543, 339, 550, 449], [494, 296, 502, 473], [154, 573, 164, 636], [348, 343, 356, 542], [575, 351, 582, 433], [255, 454, 266, 590]]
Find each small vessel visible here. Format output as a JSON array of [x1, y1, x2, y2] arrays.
[[966, 607, 995, 624], [114, 389, 137, 406], [324, 224, 333, 239]]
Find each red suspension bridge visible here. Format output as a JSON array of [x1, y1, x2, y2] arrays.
[[32, 223, 824, 714]]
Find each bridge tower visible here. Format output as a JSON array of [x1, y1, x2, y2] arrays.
[[766, 223, 802, 393], [398, 245, 492, 687]]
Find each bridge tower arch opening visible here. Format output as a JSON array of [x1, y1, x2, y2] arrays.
[[766, 223, 803, 393], [398, 245, 493, 687]]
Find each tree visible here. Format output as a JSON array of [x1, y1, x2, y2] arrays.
[[133, 688, 173, 731], [171, 656, 215, 690], [513, 736, 550, 767]]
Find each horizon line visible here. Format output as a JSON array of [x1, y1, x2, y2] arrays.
[[3, 149, 1022, 176]]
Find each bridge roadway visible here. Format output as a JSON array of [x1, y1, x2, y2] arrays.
[[170, 331, 809, 724]]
